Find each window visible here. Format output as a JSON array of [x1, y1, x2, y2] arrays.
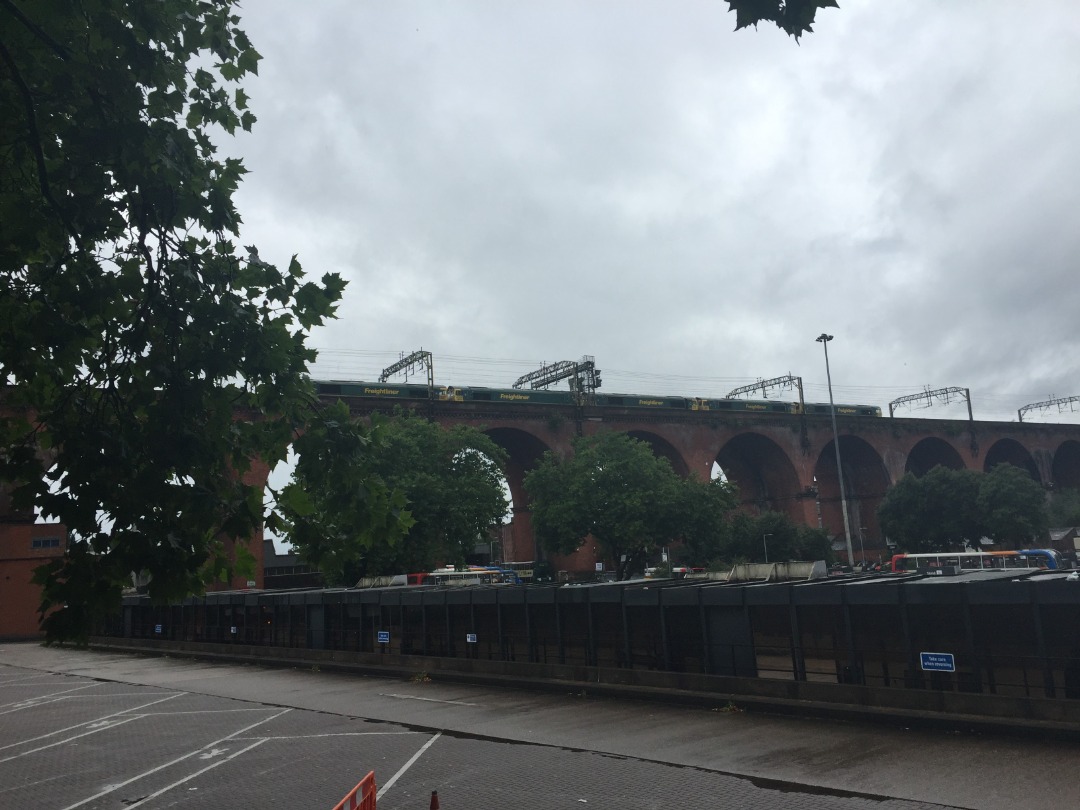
[[32, 536, 61, 549]]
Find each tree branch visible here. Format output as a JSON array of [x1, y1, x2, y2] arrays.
[[0, 0, 71, 61], [0, 40, 83, 251]]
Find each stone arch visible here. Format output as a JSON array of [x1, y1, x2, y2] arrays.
[[714, 432, 802, 521], [983, 438, 1040, 481], [482, 427, 553, 564], [625, 430, 690, 478], [905, 437, 966, 476], [814, 436, 890, 563], [1052, 440, 1080, 491]]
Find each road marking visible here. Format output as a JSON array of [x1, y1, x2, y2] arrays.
[[377, 732, 442, 800], [59, 708, 291, 810], [0, 674, 63, 685], [121, 739, 270, 809], [0, 696, 67, 713], [379, 692, 478, 706], [239, 731, 419, 741], [0, 772, 67, 795], [0, 715, 143, 763], [0, 691, 185, 752], [139, 707, 273, 716], [0, 683, 96, 711]]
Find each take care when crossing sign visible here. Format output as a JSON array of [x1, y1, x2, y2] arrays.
[[919, 652, 956, 672]]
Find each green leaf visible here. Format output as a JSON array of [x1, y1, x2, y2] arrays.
[[1, 0, 365, 641]]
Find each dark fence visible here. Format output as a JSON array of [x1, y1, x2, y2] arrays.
[[108, 575, 1080, 702]]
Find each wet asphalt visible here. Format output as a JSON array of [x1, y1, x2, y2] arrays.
[[0, 642, 1074, 809]]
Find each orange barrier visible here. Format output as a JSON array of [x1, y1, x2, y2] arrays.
[[429, 790, 439, 809], [332, 771, 376, 810]]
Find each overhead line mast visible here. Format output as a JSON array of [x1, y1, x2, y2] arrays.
[[379, 349, 434, 389], [888, 386, 973, 422], [1018, 394, 1080, 423], [512, 355, 602, 394], [726, 374, 805, 410]]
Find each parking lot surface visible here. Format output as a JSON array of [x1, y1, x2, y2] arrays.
[[1, 643, 1074, 809]]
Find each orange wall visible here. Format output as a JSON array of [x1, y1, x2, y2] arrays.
[[0, 523, 66, 638]]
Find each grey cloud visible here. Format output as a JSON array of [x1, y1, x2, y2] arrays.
[[228, 1, 1080, 421]]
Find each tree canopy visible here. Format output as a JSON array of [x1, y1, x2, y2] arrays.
[[876, 467, 983, 553], [525, 432, 736, 580], [1049, 487, 1080, 528], [1, 1, 409, 641], [977, 464, 1049, 548], [724, 510, 833, 567], [725, 0, 839, 41], [284, 410, 508, 585], [877, 464, 1049, 553]]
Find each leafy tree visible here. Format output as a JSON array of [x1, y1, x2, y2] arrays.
[[525, 432, 735, 580], [1048, 487, 1080, 528], [1, 2, 409, 641], [285, 410, 508, 585], [878, 464, 1050, 553], [670, 477, 739, 567], [725, 0, 839, 41], [877, 467, 983, 553], [274, 405, 415, 586], [977, 464, 1049, 549], [723, 510, 833, 566]]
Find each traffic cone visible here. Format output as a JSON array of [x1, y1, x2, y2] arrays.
[[429, 790, 440, 809]]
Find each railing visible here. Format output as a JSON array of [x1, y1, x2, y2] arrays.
[[111, 613, 1080, 701], [332, 771, 375, 810]]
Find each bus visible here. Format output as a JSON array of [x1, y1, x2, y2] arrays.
[[890, 549, 1063, 573], [406, 566, 522, 586], [503, 561, 535, 583]]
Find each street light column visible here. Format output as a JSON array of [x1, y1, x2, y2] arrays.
[[816, 333, 855, 568], [763, 533, 772, 563]]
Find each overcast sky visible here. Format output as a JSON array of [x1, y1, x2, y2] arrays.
[[226, 1, 1080, 424]]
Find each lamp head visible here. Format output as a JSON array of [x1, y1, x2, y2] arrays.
[[816, 333, 833, 343]]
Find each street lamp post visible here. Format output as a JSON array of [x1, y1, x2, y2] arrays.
[[816, 333, 855, 568], [859, 526, 867, 568], [763, 533, 772, 563]]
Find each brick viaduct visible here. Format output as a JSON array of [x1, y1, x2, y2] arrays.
[[5, 396, 1079, 597], [335, 393, 1080, 569]]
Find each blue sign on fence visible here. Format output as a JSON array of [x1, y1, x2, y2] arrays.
[[466, 633, 477, 643], [919, 651, 956, 672], [154, 624, 162, 634], [377, 630, 390, 644]]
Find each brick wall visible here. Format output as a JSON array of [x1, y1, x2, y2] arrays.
[[0, 522, 66, 638]]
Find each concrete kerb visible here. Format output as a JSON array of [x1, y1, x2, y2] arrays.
[[87, 637, 1080, 741]]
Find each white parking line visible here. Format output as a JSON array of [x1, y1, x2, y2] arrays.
[[377, 732, 442, 800], [240, 731, 420, 741], [120, 738, 271, 809], [0, 715, 143, 763], [0, 683, 96, 711], [138, 708, 273, 716], [379, 692, 478, 706], [0, 674, 65, 685], [59, 707, 292, 810], [0, 692, 185, 752]]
